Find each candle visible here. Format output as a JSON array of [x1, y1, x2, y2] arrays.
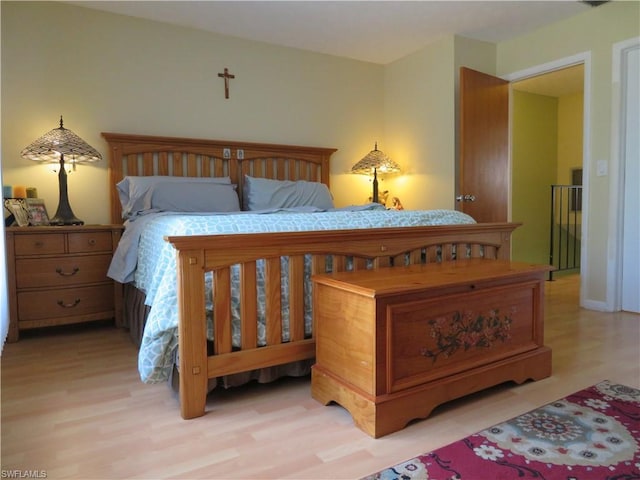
[[13, 185, 27, 198], [2, 185, 12, 198], [26, 187, 38, 198]]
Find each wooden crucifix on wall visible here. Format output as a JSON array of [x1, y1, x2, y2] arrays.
[[217, 67, 235, 99]]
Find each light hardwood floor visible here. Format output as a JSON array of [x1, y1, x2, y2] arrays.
[[2, 274, 639, 479]]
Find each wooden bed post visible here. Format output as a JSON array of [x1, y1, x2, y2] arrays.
[[176, 248, 209, 419]]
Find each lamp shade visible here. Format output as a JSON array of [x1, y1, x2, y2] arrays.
[[351, 142, 401, 175], [351, 143, 401, 204], [21, 116, 102, 166], [20, 116, 101, 225]]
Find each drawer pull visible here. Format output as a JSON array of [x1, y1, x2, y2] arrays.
[[34, 241, 44, 248], [57, 298, 81, 308], [88, 239, 96, 246], [56, 267, 80, 276]]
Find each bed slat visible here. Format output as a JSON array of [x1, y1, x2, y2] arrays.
[[353, 257, 368, 271], [240, 263, 258, 349], [333, 255, 347, 273], [213, 268, 232, 355], [172, 152, 183, 176], [312, 256, 325, 276], [158, 152, 169, 175], [264, 258, 282, 345], [288, 255, 305, 342], [126, 154, 137, 176], [187, 153, 197, 177]]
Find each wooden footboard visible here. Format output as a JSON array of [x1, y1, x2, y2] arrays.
[[166, 222, 519, 419]]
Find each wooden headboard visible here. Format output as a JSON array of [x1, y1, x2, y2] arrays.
[[102, 132, 337, 223]]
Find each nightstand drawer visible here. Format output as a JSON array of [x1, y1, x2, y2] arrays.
[[15, 254, 112, 289], [14, 233, 65, 256], [68, 232, 113, 253], [17, 284, 115, 321]]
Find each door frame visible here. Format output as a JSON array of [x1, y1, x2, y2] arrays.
[[504, 52, 592, 309], [612, 36, 640, 312]]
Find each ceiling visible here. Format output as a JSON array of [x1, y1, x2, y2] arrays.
[[513, 64, 584, 96], [69, 1, 593, 65]]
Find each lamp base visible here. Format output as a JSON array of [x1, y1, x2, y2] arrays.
[[49, 215, 84, 226], [372, 168, 379, 203], [50, 154, 84, 226]]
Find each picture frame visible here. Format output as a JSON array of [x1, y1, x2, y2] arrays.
[[25, 198, 50, 226], [3, 198, 30, 227]]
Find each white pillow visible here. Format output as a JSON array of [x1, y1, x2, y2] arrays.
[[243, 175, 334, 211], [117, 176, 232, 218]]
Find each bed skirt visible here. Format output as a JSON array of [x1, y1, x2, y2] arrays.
[[122, 283, 149, 347]]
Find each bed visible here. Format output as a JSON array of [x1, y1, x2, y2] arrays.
[[103, 132, 520, 420]]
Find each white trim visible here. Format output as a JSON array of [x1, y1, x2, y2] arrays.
[[611, 37, 640, 312], [582, 299, 610, 312], [503, 52, 588, 83], [505, 52, 592, 309], [612, 37, 640, 83]]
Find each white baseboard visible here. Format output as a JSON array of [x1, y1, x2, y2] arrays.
[[581, 298, 612, 312]]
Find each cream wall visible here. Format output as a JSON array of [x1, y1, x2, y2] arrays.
[[1, 1, 384, 223], [2, 1, 638, 310], [557, 92, 584, 231], [381, 36, 456, 209], [511, 91, 558, 265], [557, 93, 584, 184], [380, 35, 497, 210], [497, 0, 639, 308]]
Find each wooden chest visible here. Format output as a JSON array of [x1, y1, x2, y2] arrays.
[[311, 259, 552, 438]]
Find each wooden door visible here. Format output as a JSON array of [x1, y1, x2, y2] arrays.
[[459, 67, 509, 222]]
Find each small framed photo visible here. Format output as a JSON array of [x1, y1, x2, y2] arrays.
[[25, 198, 50, 226], [4, 198, 30, 227]]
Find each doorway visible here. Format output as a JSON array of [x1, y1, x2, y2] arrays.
[[510, 64, 585, 273], [506, 56, 588, 306], [458, 56, 591, 306]]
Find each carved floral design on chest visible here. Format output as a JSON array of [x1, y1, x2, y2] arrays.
[[420, 307, 516, 363]]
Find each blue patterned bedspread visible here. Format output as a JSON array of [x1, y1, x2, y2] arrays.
[[109, 207, 475, 383]]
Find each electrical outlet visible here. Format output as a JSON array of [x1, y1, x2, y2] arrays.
[[597, 159, 608, 177], [237, 149, 244, 160], [223, 148, 231, 159]]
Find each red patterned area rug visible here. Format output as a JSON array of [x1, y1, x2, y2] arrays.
[[362, 381, 640, 480]]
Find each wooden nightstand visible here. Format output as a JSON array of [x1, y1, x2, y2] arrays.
[[5, 224, 123, 342]]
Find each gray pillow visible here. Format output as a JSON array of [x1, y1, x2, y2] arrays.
[[117, 175, 232, 219], [148, 182, 240, 213], [243, 175, 334, 211]]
